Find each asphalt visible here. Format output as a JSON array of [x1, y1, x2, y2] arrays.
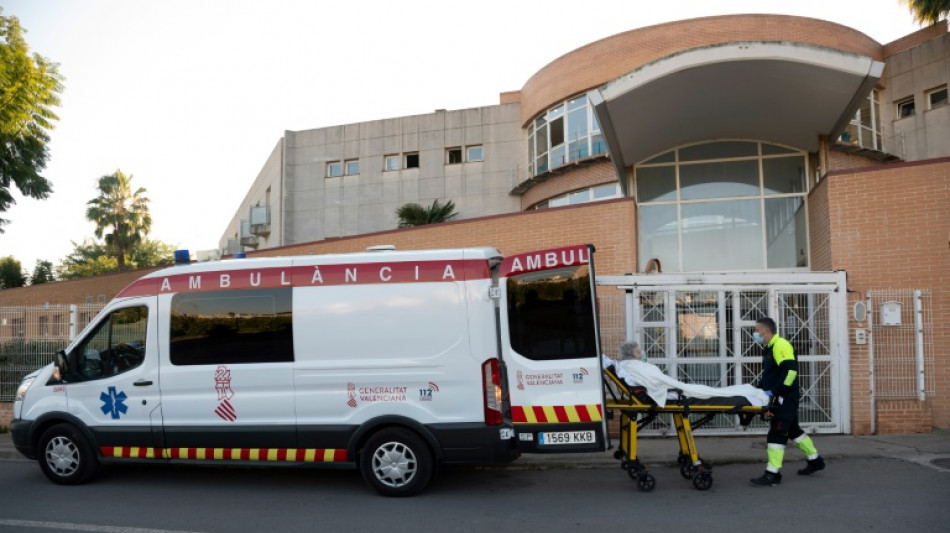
[[3, 429, 950, 471]]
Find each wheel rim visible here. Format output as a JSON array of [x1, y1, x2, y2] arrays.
[[371, 441, 417, 488], [45, 435, 80, 477]]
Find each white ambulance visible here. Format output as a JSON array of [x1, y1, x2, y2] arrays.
[[11, 244, 607, 496]]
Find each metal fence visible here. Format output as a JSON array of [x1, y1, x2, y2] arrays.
[[0, 304, 105, 401], [867, 290, 935, 401]]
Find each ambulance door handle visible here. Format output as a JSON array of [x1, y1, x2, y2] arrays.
[[133, 380, 153, 387]]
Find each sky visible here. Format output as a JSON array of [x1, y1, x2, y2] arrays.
[[0, 0, 927, 273]]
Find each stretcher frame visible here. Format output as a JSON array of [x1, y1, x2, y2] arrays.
[[603, 367, 765, 491]]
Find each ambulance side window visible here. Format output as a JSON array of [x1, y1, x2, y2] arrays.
[[69, 306, 149, 382], [169, 288, 294, 365], [506, 265, 597, 361]]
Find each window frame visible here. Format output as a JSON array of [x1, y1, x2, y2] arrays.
[[384, 154, 401, 172], [896, 96, 916, 119], [634, 140, 811, 272], [344, 159, 360, 175], [67, 305, 150, 383], [446, 147, 462, 165], [326, 161, 343, 178], [404, 152, 420, 169], [926, 85, 947, 110], [466, 145, 483, 163]]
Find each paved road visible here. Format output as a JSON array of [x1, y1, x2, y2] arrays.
[[0, 458, 947, 533]]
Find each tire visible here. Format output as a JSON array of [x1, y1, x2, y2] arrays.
[[359, 428, 434, 497], [37, 423, 99, 485]]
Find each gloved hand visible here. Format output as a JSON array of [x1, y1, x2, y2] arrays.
[[763, 394, 780, 419], [764, 390, 773, 398]]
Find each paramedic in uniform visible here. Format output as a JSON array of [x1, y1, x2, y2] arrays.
[[751, 317, 826, 486]]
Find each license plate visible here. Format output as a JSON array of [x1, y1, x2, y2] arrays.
[[537, 431, 596, 446]]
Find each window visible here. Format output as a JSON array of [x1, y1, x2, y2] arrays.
[[527, 95, 605, 177], [896, 97, 915, 119], [12, 318, 24, 339], [67, 306, 148, 382], [839, 90, 882, 151], [53, 314, 63, 337], [507, 265, 597, 361], [405, 152, 419, 169], [327, 161, 343, 178], [636, 141, 809, 272], [535, 183, 621, 209], [39, 316, 48, 337], [466, 146, 483, 162], [384, 155, 400, 172], [345, 159, 360, 175], [446, 148, 462, 164], [927, 86, 947, 110], [98, 294, 106, 303], [169, 288, 293, 365]]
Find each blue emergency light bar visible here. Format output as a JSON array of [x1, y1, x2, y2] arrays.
[[173, 250, 190, 264], [234, 253, 246, 259]]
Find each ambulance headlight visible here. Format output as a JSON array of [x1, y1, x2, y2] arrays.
[[15, 376, 36, 402]]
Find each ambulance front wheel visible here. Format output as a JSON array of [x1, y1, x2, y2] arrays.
[[37, 423, 99, 485], [360, 427, 434, 497]]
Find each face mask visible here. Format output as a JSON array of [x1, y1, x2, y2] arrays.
[[752, 332, 765, 345]]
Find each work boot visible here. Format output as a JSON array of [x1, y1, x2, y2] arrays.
[[750, 471, 782, 487], [797, 456, 826, 476]]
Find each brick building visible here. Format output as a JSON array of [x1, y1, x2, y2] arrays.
[[2, 15, 948, 434]]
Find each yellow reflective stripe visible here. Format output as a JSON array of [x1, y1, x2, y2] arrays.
[[285, 448, 297, 461], [522, 407, 538, 424], [323, 449, 335, 462], [784, 370, 798, 387], [267, 449, 278, 461], [305, 449, 317, 462], [250, 449, 260, 461], [586, 404, 602, 422], [564, 405, 581, 423], [213, 449, 224, 460], [541, 405, 558, 422], [196, 449, 206, 460], [772, 337, 796, 363]]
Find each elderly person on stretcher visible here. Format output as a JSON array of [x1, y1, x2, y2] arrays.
[[602, 342, 770, 408]]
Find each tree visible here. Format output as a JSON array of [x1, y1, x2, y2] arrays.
[[85, 169, 152, 271], [396, 199, 458, 228], [56, 237, 175, 280], [0, 10, 64, 231], [0, 255, 25, 288], [29, 259, 54, 284], [903, 0, 950, 24]]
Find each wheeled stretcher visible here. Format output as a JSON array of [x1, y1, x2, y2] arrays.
[[603, 365, 765, 491]]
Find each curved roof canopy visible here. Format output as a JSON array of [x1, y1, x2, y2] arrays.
[[589, 42, 884, 192]]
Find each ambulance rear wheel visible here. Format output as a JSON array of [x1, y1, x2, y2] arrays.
[[360, 428, 434, 497], [37, 423, 99, 485]]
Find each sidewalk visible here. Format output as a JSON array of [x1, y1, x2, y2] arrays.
[[3, 430, 949, 469]]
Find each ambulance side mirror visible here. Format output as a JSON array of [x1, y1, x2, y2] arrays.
[[54, 350, 68, 382]]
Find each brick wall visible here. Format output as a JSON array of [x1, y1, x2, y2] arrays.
[[828, 150, 887, 173], [823, 158, 950, 433], [519, 14, 885, 125], [0, 267, 162, 307], [883, 20, 948, 58], [250, 198, 639, 276], [807, 178, 832, 271], [0, 402, 12, 429], [520, 159, 617, 209]]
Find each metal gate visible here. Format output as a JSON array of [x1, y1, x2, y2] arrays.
[[597, 272, 849, 434]]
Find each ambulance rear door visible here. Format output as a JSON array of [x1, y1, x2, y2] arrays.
[[499, 244, 607, 453]]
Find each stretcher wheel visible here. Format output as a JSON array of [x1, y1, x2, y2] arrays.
[[614, 450, 625, 460], [692, 473, 713, 491], [636, 474, 656, 492], [680, 464, 694, 479]]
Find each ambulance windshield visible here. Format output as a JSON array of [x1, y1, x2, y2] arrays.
[[506, 265, 597, 361]]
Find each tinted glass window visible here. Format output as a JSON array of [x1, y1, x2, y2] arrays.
[[69, 306, 148, 382], [170, 288, 293, 365], [507, 265, 597, 361]]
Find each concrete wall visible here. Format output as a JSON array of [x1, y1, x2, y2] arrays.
[[218, 139, 284, 253], [219, 104, 525, 252], [880, 31, 950, 162]]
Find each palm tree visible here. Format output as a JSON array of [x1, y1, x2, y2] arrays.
[[85, 170, 151, 271], [396, 199, 458, 228], [903, 0, 950, 24]]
